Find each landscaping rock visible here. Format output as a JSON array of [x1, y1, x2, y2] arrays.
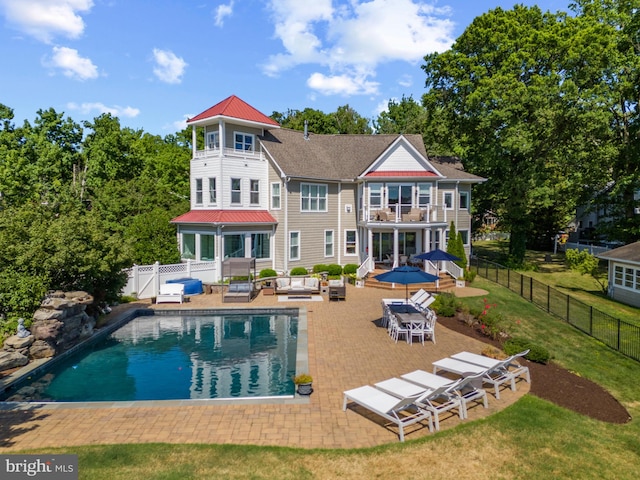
[[0, 351, 29, 371], [3, 334, 34, 350], [29, 340, 56, 359]]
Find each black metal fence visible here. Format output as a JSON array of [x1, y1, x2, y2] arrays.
[[471, 256, 640, 362]]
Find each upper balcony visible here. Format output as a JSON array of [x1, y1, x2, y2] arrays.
[[194, 146, 263, 162], [360, 204, 451, 226]]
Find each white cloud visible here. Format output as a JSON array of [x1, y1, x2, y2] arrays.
[[45, 46, 98, 80], [152, 48, 188, 84], [398, 74, 413, 88], [165, 114, 193, 132], [67, 102, 140, 118], [263, 0, 454, 97], [307, 72, 379, 96], [214, 1, 234, 27], [0, 0, 93, 43]]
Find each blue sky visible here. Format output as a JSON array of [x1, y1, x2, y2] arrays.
[[0, 0, 567, 136]]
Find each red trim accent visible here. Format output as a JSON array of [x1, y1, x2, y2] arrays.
[[171, 210, 277, 224]]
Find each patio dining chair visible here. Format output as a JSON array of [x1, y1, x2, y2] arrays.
[[389, 315, 410, 344]]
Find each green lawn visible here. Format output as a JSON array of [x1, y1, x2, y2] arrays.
[[12, 276, 640, 479]]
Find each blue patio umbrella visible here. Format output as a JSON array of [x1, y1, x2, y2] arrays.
[[374, 266, 438, 307]]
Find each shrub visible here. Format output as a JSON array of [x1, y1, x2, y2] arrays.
[[343, 264, 358, 275], [432, 293, 459, 317], [312, 264, 329, 274], [327, 264, 343, 276], [259, 268, 277, 279], [290, 267, 308, 276], [504, 337, 551, 364], [463, 269, 477, 283], [293, 373, 313, 384], [479, 310, 511, 341]]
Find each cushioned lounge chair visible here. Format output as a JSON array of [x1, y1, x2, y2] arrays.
[[342, 385, 433, 442]]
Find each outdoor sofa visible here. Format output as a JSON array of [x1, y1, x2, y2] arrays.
[[275, 276, 320, 295]]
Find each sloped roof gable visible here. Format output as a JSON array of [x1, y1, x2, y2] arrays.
[[188, 95, 279, 127], [598, 241, 640, 264], [171, 210, 277, 225]]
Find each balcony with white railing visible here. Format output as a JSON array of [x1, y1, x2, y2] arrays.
[[194, 146, 263, 161], [360, 204, 448, 225]]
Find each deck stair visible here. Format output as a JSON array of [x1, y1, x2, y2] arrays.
[[363, 267, 456, 293]]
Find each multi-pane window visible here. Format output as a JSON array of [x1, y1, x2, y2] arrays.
[[301, 183, 327, 212], [271, 182, 281, 209], [418, 183, 431, 207], [459, 230, 469, 245], [289, 231, 300, 260], [250, 180, 260, 204], [369, 183, 382, 208], [200, 234, 215, 261], [324, 230, 334, 257], [345, 230, 356, 255], [459, 191, 469, 210], [224, 234, 245, 258], [234, 132, 253, 151], [206, 131, 219, 149], [231, 178, 241, 204], [251, 233, 270, 259], [195, 178, 203, 205], [614, 265, 623, 286], [182, 233, 195, 259], [444, 192, 453, 209], [209, 177, 216, 204]]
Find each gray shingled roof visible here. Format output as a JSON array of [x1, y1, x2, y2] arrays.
[[598, 242, 640, 263], [258, 128, 484, 182]]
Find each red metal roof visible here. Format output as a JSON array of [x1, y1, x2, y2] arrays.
[[171, 210, 277, 224], [187, 95, 280, 126], [365, 171, 437, 177]]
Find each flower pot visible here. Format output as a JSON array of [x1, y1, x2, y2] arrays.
[[296, 382, 313, 395]]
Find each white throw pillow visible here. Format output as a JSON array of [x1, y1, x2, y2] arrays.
[[291, 279, 304, 289]]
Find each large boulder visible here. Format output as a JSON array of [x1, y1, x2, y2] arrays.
[[0, 351, 29, 371], [3, 334, 34, 350], [29, 340, 56, 359]]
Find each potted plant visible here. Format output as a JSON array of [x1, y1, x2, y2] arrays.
[[293, 373, 313, 395]]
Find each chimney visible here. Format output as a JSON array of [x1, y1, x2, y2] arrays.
[[304, 120, 309, 140]]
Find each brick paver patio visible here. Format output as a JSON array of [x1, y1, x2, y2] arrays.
[[0, 284, 528, 450]]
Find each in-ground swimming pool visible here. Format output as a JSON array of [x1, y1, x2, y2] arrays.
[[3, 312, 299, 402]]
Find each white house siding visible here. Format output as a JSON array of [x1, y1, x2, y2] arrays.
[[267, 162, 285, 272], [374, 142, 429, 171]]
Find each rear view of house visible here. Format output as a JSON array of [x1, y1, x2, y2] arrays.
[[171, 95, 485, 281]]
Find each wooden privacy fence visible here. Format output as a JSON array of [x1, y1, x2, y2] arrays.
[[471, 256, 640, 362]]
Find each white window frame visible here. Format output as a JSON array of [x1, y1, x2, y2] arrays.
[[459, 191, 469, 210], [250, 179, 260, 205], [206, 131, 220, 150], [289, 231, 300, 261], [301, 182, 328, 212], [208, 177, 217, 205], [271, 182, 281, 210], [195, 178, 203, 205], [181, 233, 196, 259], [234, 131, 254, 151], [344, 229, 357, 256], [231, 178, 242, 204], [369, 183, 382, 209], [444, 191, 454, 210], [324, 230, 334, 257], [417, 183, 431, 207]]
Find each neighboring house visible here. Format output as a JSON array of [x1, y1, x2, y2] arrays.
[[171, 95, 485, 281], [598, 242, 640, 308]]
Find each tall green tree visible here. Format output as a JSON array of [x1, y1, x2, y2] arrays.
[[421, 5, 612, 263], [272, 105, 372, 134]]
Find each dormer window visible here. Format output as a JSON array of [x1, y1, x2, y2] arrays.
[[234, 132, 254, 151]]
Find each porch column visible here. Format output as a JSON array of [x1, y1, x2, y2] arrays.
[[393, 227, 399, 268], [423, 227, 430, 272], [367, 228, 374, 272]]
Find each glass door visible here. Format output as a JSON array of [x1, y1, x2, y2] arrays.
[[372, 232, 393, 262], [388, 184, 412, 216]]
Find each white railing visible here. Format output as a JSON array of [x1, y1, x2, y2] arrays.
[[122, 260, 217, 299], [194, 147, 263, 161], [357, 256, 373, 279], [361, 204, 444, 223], [563, 242, 612, 256]]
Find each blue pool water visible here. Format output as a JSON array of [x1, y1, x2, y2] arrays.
[[7, 313, 298, 402]]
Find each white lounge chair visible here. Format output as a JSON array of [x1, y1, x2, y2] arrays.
[[342, 385, 433, 442], [432, 357, 487, 376], [401, 370, 455, 390], [416, 383, 464, 431], [446, 372, 489, 418], [382, 289, 429, 308], [481, 349, 531, 399], [156, 283, 184, 304]]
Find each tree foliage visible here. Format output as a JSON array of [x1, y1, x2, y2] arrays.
[[0, 106, 191, 331], [271, 105, 372, 134], [421, 4, 623, 264]]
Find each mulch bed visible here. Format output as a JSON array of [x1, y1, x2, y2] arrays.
[[437, 315, 631, 424]]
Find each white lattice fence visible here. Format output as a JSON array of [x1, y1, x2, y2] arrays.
[[122, 260, 218, 299]]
